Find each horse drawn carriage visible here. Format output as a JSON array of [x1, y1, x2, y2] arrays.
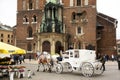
[[37, 49, 104, 77]]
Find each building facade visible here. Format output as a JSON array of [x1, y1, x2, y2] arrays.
[[117, 40, 120, 55], [0, 23, 13, 44], [15, 0, 117, 57]]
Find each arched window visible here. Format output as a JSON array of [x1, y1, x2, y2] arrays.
[[55, 41, 63, 54], [27, 27, 33, 37], [78, 27, 81, 34], [29, 0, 33, 9], [32, 15, 37, 22], [42, 41, 50, 52], [23, 15, 28, 22]]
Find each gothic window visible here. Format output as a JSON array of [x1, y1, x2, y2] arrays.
[[23, 15, 28, 22], [72, 12, 76, 21], [77, 0, 81, 6], [29, 0, 33, 9], [27, 27, 33, 37], [78, 27, 81, 34], [32, 15, 37, 22], [22, 0, 26, 10], [27, 43, 32, 51]]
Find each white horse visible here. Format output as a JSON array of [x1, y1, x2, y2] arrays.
[[37, 52, 59, 72]]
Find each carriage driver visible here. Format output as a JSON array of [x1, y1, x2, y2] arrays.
[[57, 50, 63, 61]]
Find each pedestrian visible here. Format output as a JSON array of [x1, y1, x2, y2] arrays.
[[98, 53, 106, 71], [117, 55, 120, 70], [22, 55, 25, 63], [19, 55, 23, 64]]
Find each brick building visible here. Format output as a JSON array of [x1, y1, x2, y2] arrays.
[[15, 0, 117, 58], [0, 23, 13, 44], [117, 39, 120, 55]]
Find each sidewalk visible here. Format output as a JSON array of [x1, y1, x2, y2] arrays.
[[1, 60, 118, 80]]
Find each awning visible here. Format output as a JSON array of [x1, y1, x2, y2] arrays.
[[0, 42, 26, 54]]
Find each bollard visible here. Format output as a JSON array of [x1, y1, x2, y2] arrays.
[[9, 72, 14, 80], [27, 70, 32, 78]]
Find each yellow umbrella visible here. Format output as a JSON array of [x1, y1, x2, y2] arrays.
[[0, 42, 26, 54]]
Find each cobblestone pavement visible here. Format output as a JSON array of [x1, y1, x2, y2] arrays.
[[1, 59, 120, 80]]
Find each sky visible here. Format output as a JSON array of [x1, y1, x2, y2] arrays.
[[0, 0, 120, 39]]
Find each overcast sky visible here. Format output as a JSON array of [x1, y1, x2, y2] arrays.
[[0, 0, 120, 39]]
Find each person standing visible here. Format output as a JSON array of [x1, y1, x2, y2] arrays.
[[19, 55, 23, 64], [22, 55, 25, 63], [98, 53, 106, 71], [117, 55, 120, 70]]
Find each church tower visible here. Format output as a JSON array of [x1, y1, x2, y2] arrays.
[[16, 0, 46, 55], [16, 0, 97, 55]]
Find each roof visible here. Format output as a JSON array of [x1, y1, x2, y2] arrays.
[[0, 24, 13, 31], [97, 13, 118, 24], [117, 39, 120, 44]]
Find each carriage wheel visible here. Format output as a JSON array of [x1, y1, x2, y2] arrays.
[[95, 65, 104, 75], [81, 62, 94, 77], [55, 63, 63, 74], [65, 62, 73, 72]]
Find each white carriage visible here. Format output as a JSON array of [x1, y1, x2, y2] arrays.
[[55, 49, 104, 77]]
